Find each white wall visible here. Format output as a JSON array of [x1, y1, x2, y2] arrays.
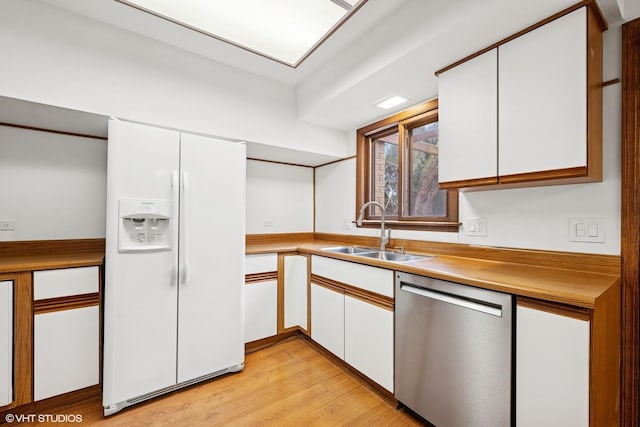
[[246, 160, 314, 234], [316, 23, 623, 255], [0, 126, 107, 241], [0, 0, 347, 159]]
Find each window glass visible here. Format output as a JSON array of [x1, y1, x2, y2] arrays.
[[371, 131, 399, 217]]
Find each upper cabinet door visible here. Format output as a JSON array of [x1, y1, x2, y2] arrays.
[[498, 8, 587, 179], [438, 49, 498, 187]]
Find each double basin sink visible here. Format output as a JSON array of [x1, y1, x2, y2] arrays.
[[321, 246, 433, 263]]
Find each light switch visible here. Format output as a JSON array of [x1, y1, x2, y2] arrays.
[[466, 217, 487, 236], [569, 217, 604, 243]]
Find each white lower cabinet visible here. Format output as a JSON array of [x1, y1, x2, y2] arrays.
[[310, 283, 344, 359], [0, 281, 12, 407], [344, 295, 394, 392], [244, 280, 277, 343], [310, 256, 394, 393], [516, 304, 590, 427], [34, 305, 100, 401], [283, 255, 308, 331]]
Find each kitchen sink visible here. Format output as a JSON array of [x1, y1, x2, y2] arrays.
[[321, 246, 378, 255], [321, 246, 433, 263], [356, 251, 431, 263]]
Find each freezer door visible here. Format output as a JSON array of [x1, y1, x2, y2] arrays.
[[177, 133, 245, 383], [0, 281, 12, 407], [103, 120, 181, 407]]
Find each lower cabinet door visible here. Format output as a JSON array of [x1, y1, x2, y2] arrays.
[[344, 295, 394, 392], [516, 305, 589, 427], [244, 280, 278, 343], [34, 306, 100, 401], [310, 283, 344, 360], [0, 281, 12, 407]]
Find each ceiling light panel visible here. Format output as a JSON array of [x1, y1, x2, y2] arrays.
[[119, 0, 363, 66]]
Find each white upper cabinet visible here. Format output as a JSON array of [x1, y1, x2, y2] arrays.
[[439, 49, 498, 185], [499, 8, 586, 178], [437, 5, 603, 189]]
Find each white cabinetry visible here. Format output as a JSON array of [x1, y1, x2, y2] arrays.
[[0, 281, 12, 407], [310, 255, 394, 392], [310, 283, 344, 359], [438, 49, 497, 185], [499, 8, 586, 178], [245, 254, 278, 343], [33, 267, 100, 401], [516, 304, 590, 427], [344, 295, 394, 392], [34, 306, 100, 401], [438, 6, 602, 189], [283, 255, 308, 331]]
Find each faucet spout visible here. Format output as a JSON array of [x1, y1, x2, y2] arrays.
[[357, 201, 389, 251]]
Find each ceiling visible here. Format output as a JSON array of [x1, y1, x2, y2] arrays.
[[25, 0, 635, 134]]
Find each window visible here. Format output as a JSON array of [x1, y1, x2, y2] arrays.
[[356, 99, 458, 231]]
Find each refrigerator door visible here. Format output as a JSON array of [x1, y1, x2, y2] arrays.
[[177, 133, 245, 383], [103, 120, 181, 408]]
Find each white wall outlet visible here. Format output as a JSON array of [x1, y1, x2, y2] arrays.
[[569, 217, 604, 242], [466, 217, 487, 236], [0, 221, 14, 231], [343, 217, 354, 230], [263, 220, 274, 228]]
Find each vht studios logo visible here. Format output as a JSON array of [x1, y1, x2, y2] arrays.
[[4, 413, 83, 424]]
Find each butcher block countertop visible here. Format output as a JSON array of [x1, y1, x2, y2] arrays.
[[247, 233, 620, 309], [0, 239, 104, 273]]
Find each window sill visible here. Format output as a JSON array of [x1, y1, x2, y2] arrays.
[[359, 220, 460, 232]]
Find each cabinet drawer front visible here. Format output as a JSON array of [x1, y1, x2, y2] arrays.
[[245, 254, 278, 274], [34, 266, 99, 300], [311, 256, 394, 298], [34, 305, 100, 401]]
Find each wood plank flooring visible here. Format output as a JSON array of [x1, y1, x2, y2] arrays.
[[14, 337, 423, 426]]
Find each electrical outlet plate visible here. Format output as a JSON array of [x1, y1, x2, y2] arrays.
[[466, 217, 487, 236], [569, 217, 604, 242], [0, 221, 14, 231]]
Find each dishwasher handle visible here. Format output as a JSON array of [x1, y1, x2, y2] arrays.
[[399, 283, 503, 317]]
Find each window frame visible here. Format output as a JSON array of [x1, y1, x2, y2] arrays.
[[356, 99, 459, 232]]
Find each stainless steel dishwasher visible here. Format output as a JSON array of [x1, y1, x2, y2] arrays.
[[395, 272, 513, 427]]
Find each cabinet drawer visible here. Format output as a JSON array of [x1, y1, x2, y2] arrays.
[[34, 266, 99, 300], [245, 254, 278, 274], [311, 256, 394, 298]]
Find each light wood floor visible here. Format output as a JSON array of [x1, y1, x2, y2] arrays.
[[21, 337, 424, 426]]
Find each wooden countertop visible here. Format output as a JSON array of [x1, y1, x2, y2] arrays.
[[0, 239, 104, 273], [247, 237, 620, 309]]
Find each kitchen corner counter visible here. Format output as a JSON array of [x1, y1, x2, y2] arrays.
[[246, 235, 620, 309], [0, 239, 105, 273]]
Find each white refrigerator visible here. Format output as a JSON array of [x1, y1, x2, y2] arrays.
[[103, 119, 245, 416]]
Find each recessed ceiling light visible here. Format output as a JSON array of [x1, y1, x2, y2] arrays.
[[376, 96, 408, 109], [116, 0, 367, 68]]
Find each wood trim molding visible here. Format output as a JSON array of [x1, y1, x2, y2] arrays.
[[439, 177, 499, 189], [498, 166, 591, 184], [517, 296, 590, 321], [0, 239, 105, 258], [244, 332, 298, 354], [312, 233, 621, 276], [602, 78, 620, 87], [33, 293, 100, 314], [246, 233, 314, 246], [311, 274, 393, 311], [245, 272, 278, 284], [13, 272, 32, 408], [435, 0, 607, 76], [247, 157, 314, 169], [621, 16, 640, 427], [0, 122, 107, 141], [314, 155, 357, 169]]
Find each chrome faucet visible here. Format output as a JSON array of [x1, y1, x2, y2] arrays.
[[356, 201, 390, 251]]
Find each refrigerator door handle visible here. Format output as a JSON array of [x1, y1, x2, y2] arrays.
[[171, 170, 180, 286], [179, 171, 189, 285]]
